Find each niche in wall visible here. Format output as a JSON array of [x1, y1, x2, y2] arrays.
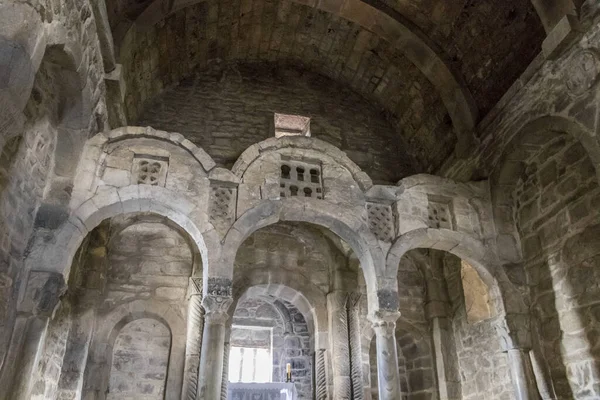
[[108, 318, 171, 399]]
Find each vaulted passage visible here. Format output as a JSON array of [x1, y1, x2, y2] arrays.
[[1, 1, 600, 399]]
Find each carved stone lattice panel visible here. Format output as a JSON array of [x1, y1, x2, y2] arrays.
[[280, 157, 323, 199], [427, 196, 453, 229], [131, 154, 169, 186], [366, 203, 395, 242], [209, 186, 237, 234]]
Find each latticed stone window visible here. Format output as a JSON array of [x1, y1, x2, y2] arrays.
[[427, 195, 453, 229], [209, 186, 237, 234], [279, 158, 323, 199], [366, 203, 395, 242], [132, 155, 168, 187]]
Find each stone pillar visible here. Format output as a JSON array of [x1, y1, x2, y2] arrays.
[[10, 316, 50, 400], [197, 293, 232, 400], [370, 311, 402, 400], [56, 307, 95, 399], [314, 348, 328, 400], [221, 340, 231, 400], [9, 271, 66, 399], [426, 298, 461, 400], [348, 292, 364, 400], [507, 349, 540, 400], [496, 315, 541, 400], [183, 278, 205, 400], [327, 290, 352, 399]]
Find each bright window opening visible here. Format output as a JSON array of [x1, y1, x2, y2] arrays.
[[228, 325, 273, 383], [229, 347, 272, 383]]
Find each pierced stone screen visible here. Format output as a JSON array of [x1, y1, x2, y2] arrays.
[[279, 159, 323, 199], [132, 154, 169, 187]]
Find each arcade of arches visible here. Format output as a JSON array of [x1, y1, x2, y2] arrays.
[[1, 0, 600, 399]]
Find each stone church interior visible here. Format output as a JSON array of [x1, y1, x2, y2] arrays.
[[1, 0, 600, 399]]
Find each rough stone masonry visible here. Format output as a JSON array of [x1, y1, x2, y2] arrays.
[[0, 0, 599, 399]]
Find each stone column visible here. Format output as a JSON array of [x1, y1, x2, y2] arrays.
[[314, 348, 328, 400], [10, 316, 50, 400], [221, 340, 231, 400], [348, 292, 364, 400], [496, 315, 541, 400], [183, 278, 205, 400], [426, 296, 461, 400], [197, 294, 232, 400], [9, 271, 66, 399], [56, 307, 95, 399], [327, 290, 352, 399], [370, 311, 402, 400]]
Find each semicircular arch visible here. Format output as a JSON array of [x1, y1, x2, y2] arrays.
[[26, 185, 218, 282], [222, 200, 385, 314]]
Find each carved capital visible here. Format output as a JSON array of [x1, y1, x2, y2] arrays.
[[188, 277, 203, 298], [369, 310, 401, 337], [202, 295, 232, 325], [348, 292, 362, 310], [327, 290, 348, 312]]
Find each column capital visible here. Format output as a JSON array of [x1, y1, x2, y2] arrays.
[[188, 277, 203, 298], [348, 292, 362, 308], [202, 295, 232, 325], [369, 310, 401, 336]]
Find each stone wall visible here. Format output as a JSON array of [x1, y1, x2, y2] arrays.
[[103, 219, 193, 308], [234, 223, 344, 294], [444, 254, 514, 400], [0, 52, 60, 364], [31, 302, 73, 400], [514, 132, 600, 397], [137, 64, 417, 184], [108, 318, 171, 399], [0, 0, 108, 379], [80, 217, 194, 399]]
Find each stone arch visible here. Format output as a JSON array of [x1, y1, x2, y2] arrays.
[[233, 278, 327, 350], [86, 299, 186, 400], [491, 115, 600, 264], [232, 136, 373, 191], [121, 0, 477, 138], [25, 184, 218, 281], [90, 126, 216, 172], [222, 200, 385, 314], [386, 227, 525, 315]]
